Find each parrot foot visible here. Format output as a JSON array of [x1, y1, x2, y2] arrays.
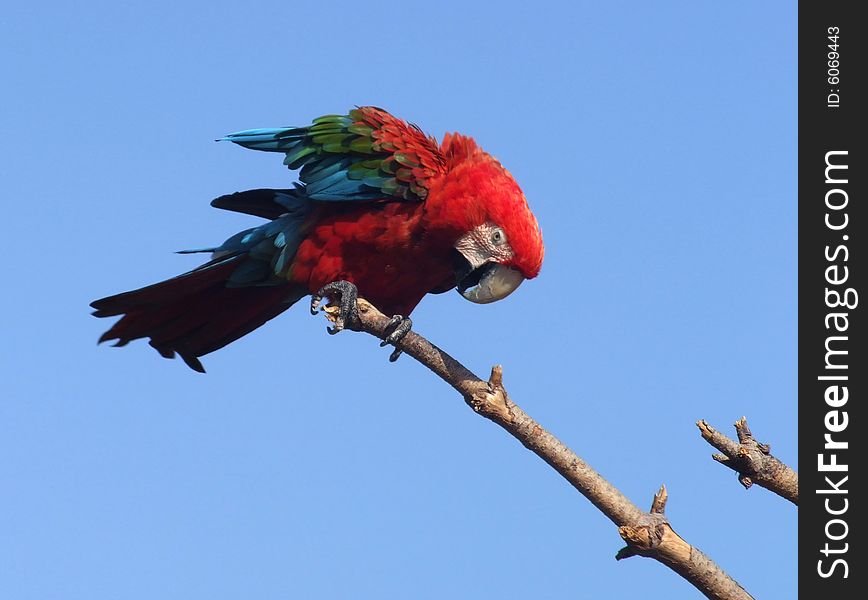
[[379, 315, 413, 362], [311, 280, 359, 334]]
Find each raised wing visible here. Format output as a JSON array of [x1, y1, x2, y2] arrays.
[[222, 107, 447, 202]]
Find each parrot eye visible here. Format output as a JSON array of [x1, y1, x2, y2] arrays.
[[490, 228, 506, 246]]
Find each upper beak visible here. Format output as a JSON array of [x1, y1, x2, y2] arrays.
[[456, 261, 525, 304]]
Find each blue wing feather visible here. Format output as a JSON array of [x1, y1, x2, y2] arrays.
[[220, 109, 440, 203], [224, 129, 386, 202], [180, 188, 312, 282]]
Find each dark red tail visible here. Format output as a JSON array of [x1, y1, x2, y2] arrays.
[[91, 255, 305, 372]]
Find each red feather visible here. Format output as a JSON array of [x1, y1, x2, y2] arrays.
[[92, 108, 544, 371]]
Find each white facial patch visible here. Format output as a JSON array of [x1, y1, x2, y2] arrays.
[[454, 222, 515, 269]]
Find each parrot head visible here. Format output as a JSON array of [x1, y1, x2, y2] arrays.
[[453, 222, 529, 304], [432, 133, 544, 305]]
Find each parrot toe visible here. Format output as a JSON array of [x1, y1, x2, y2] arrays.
[[309, 294, 322, 315], [312, 280, 360, 334], [379, 315, 413, 362]]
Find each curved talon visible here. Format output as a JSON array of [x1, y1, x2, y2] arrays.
[[309, 294, 322, 315], [380, 315, 412, 346], [311, 283, 410, 363], [380, 315, 412, 361], [313, 280, 359, 334]]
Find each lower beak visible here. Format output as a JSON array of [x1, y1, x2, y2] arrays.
[[456, 261, 525, 304]]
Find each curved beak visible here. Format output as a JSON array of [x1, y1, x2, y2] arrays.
[[457, 262, 525, 304]]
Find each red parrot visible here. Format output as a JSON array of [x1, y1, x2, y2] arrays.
[[91, 107, 544, 371]]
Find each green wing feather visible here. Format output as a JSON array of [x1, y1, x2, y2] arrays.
[[223, 107, 447, 202]]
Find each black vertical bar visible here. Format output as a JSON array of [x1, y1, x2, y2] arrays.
[[799, 2, 864, 596]]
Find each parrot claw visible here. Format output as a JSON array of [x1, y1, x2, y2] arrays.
[[309, 294, 322, 315], [312, 280, 359, 334], [380, 315, 412, 362]]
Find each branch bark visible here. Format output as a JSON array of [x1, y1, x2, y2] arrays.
[[697, 417, 799, 505], [328, 299, 755, 600]]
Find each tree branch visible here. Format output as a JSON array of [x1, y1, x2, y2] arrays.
[[697, 418, 798, 505], [327, 299, 754, 600]]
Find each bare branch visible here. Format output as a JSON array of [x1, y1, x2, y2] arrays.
[[697, 418, 798, 505], [615, 486, 751, 598], [328, 300, 754, 600]]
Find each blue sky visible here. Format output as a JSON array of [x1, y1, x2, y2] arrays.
[[1, 2, 796, 598]]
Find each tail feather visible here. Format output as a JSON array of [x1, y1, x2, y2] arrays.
[[92, 256, 305, 372], [92, 255, 241, 317]]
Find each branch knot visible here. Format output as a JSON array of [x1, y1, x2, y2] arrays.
[[697, 417, 798, 505], [465, 365, 514, 422], [616, 485, 694, 569]]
